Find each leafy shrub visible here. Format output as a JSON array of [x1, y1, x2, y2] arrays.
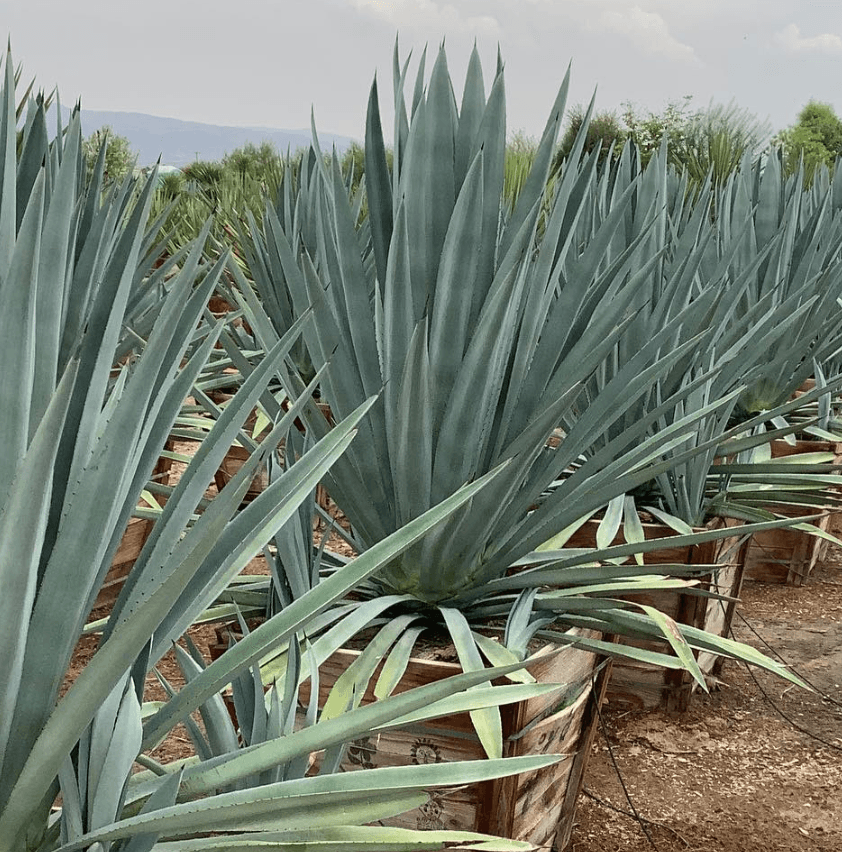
[[775, 100, 842, 184], [553, 104, 626, 170], [81, 125, 136, 184], [624, 97, 769, 191], [223, 139, 284, 189], [623, 96, 694, 166], [182, 158, 224, 187]]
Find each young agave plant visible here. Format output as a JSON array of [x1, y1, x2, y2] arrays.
[[231, 42, 805, 762], [0, 52, 566, 852]]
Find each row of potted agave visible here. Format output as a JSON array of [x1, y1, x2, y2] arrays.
[[99, 244, 842, 844], [15, 40, 838, 852], [110, 42, 842, 849], [83, 40, 842, 852], [135, 386, 835, 851]]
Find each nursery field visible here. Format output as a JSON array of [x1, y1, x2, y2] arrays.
[[14, 34, 842, 852], [573, 558, 842, 852]]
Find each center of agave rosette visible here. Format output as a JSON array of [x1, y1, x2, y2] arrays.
[[376, 553, 494, 605]]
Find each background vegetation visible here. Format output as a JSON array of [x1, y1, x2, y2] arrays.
[[82, 90, 841, 249]]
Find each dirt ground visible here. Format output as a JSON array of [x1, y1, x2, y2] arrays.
[[570, 555, 842, 852]]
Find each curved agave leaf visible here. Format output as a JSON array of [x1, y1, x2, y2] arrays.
[[62, 756, 560, 851]]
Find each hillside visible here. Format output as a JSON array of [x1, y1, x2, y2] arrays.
[[65, 107, 356, 167]]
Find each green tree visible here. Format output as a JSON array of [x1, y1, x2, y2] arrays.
[[623, 97, 769, 191], [776, 100, 842, 183], [81, 125, 136, 184], [552, 104, 626, 171], [222, 139, 284, 186], [622, 96, 694, 166]]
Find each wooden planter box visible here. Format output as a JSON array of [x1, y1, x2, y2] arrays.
[[213, 443, 330, 511], [564, 516, 748, 712], [213, 443, 270, 503], [742, 512, 831, 585], [211, 399, 333, 507], [213, 405, 333, 506], [212, 626, 611, 851], [743, 438, 842, 584], [95, 447, 174, 608]]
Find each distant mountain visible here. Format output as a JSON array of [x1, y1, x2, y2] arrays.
[[63, 107, 356, 167]]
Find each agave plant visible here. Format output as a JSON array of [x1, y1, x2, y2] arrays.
[[0, 52, 571, 852], [227, 42, 805, 769], [710, 147, 842, 415], [519, 125, 842, 540]]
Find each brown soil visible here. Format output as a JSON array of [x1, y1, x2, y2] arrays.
[[570, 555, 842, 852]]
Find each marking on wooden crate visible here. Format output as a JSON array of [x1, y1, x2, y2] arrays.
[[347, 736, 376, 769], [410, 737, 443, 765], [417, 792, 446, 830]]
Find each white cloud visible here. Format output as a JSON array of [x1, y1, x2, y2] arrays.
[[596, 5, 700, 65], [775, 23, 842, 56], [349, 1, 499, 36]]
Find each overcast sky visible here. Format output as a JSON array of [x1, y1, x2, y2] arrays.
[[6, 1, 842, 142]]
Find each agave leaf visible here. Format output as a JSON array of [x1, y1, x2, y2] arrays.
[[540, 577, 700, 598], [373, 625, 427, 700], [87, 679, 142, 833], [440, 607, 502, 760], [642, 505, 695, 535], [118, 770, 183, 852], [0, 165, 42, 502], [320, 614, 420, 721], [498, 66, 568, 257], [66, 756, 561, 850], [172, 645, 239, 760], [622, 496, 646, 566], [141, 825, 536, 851], [30, 111, 80, 428], [0, 50, 16, 275], [0, 362, 75, 779], [455, 43, 486, 186], [638, 604, 706, 690], [514, 626, 691, 672], [428, 150, 486, 415], [392, 320, 433, 526], [364, 75, 393, 287], [380, 682, 562, 729], [471, 632, 536, 685], [595, 495, 624, 550]]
